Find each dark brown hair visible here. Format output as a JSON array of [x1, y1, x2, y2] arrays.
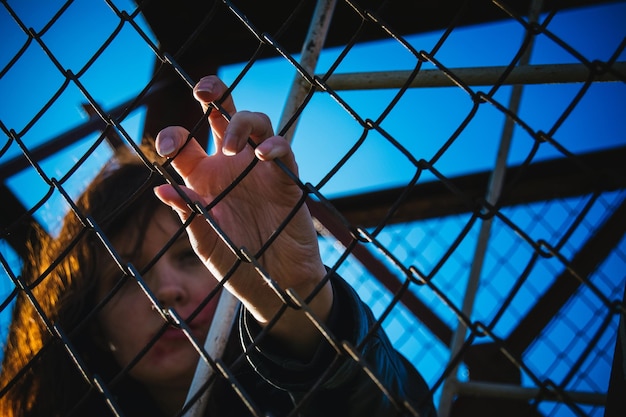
[[0, 141, 181, 417]]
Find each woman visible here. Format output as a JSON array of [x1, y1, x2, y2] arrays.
[[0, 75, 436, 416]]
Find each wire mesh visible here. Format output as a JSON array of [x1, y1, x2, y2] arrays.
[[1, 0, 625, 416]]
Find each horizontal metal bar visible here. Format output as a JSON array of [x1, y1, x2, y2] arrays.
[[318, 62, 626, 90], [452, 379, 606, 405]]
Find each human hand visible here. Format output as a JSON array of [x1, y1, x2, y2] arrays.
[[153, 76, 331, 355]]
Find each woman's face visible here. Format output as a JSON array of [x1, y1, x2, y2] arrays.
[[96, 206, 220, 392]]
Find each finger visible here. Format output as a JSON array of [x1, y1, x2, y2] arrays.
[[193, 76, 236, 148], [255, 135, 298, 176], [154, 184, 216, 262], [254, 135, 292, 162], [153, 183, 200, 221], [155, 126, 207, 180], [222, 111, 274, 156]]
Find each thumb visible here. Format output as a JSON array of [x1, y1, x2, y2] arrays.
[[153, 184, 221, 268], [153, 183, 204, 222]]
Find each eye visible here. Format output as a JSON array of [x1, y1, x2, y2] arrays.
[[97, 268, 137, 304], [177, 248, 202, 268]]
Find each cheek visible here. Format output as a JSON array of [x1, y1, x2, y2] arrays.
[[98, 292, 154, 357], [189, 280, 222, 319], [190, 290, 221, 332]]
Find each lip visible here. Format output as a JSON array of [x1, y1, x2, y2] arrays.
[[158, 325, 190, 342], [152, 298, 218, 345]]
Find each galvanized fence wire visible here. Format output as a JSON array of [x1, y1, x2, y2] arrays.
[[0, 0, 625, 416]]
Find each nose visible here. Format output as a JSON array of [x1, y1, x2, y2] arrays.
[[151, 263, 187, 308]]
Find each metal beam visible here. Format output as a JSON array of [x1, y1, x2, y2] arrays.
[[319, 62, 626, 91], [327, 145, 626, 229]]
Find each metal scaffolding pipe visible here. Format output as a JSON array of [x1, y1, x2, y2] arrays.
[[183, 3, 338, 415], [438, 0, 544, 415], [279, 0, 337, 143], [452, 380, 607, 405], [318, 62, 626, 91]]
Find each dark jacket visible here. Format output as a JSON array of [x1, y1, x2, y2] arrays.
[[204, 272, 437, 417]]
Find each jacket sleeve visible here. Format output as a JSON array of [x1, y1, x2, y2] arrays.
[[238, 271, 438, 417]]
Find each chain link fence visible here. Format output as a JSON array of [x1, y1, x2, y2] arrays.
[[1, 0, 625, 416]]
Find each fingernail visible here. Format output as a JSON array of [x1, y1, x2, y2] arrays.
[[220, 132, 233, 155], [195, 79, 213, 94], [197, 85, 212, 94], [157, 136, 176, 156]]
